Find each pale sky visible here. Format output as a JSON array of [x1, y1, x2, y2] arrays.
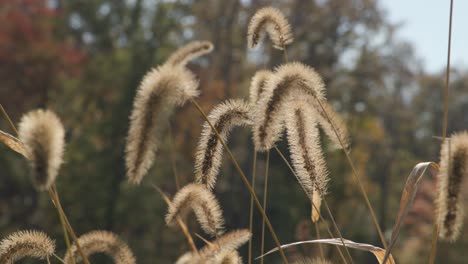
[[381, 0, 468, 73]]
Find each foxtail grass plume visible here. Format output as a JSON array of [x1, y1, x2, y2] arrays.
[[194, 100, 252, 189], [0, 230, 55, 264], [436, 131, 468, 241], [165, 41, 214, 67], [125, 65, 199, 184], [166, 183, 225, 236], [285, 98, 328, 222], [292, 258, 332, 264], [18, 109, 65, 190], [247, 7, 293, 50], [249, 70, 273, 104], [175, 250, 242, 264], [196, 229, 251, 264], [252, 62, 325, 151], [63, 230, 136, 264]]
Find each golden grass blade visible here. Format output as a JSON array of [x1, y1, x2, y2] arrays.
[[381, 162, 439, 264], [0, 130, 29, 159], [259, 238, 395, 264]]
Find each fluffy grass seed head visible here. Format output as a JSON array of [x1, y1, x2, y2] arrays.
[[194, 100, 252, 189], [64, 230, 136, 264], [125, 65, 199, 184], [252, 62, 325, 151], [247, 7, 293, 50], [18, 109, 65, 191], [436, 131, 468, 241], [196, 229, 251, 264], [249, 70, 273, 104], [292, 258, 333, 264], [166, 183, 225, 237], [0, 230, 55, 264], [176, 250, 242, 264], [165, 41, 214, 67], [284, 98, 328, 222]]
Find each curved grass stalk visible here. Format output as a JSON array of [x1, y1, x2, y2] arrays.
[[190, 98, 289, 264]]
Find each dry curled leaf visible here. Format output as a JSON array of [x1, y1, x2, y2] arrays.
[[381, 162, 438, 264], [0, 130, 29, 159], [259, 238, 395, 264]]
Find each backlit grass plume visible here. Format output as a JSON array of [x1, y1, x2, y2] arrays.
[[249, 70, 273, 104], [18, 109, 65, 191], [175, 250, 242, 264], [292, 258, 332, 264], [165, 40, 214, 67], [285, 98, 328, 222], [125, 65, 199, 184], [0, 230, 55, 264], [247, 7, 293, 50], [166, 183, 225, 236], [194, 100, 252, 189], [436, 131, 468, 241], [63, 230, 136, 264], [252, 62, 325, 151]]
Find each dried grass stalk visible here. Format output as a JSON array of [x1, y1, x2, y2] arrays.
[[166, 183, 225, 236], [63, 230, 136, 264], [249, 70, 273, 104], [252, 62, 325, 151], [166, 41, 214, 67], [436, 131, 468, 241], [125, 65, 199, 184], [18, 109, 65, 190], [194, 100, 252, 189], [285, 98, 328, 222], [247, 7, 293, 50], [0, 230, 55, 264]]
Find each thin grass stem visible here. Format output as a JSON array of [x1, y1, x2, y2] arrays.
[[49, 187, 75, 264], [190, 98, 289, 263], [273, 146, 350, 264], [53, 253, 66, 264], [248, 151, 257, 264], [49, 186, 90, 264], [314, 99, 387, 249], [167, 123, 180, 189], [314, 221, 325, 260], [0, 104, 18, 135], [260, 151, 270, 264], [431, 0, 454, 261]]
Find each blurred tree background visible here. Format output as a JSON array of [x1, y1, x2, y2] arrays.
[[1, 0, 467, 263]]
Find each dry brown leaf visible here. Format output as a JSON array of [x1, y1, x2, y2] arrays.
[[259, 238, 395, 264], [0, 130, 29, 159], [381, 162, 438, 263]]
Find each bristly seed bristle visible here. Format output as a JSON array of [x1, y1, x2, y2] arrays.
[[252, 62, 326, 152], [195, 229, 251, 264], [436, 131, 468, 241], [63, 230, 136, 264], [194, 99, 252, 189], [247, 7, 293, 50], [166, 183, 225, 237], [165, 41, 214, 67], [0, 230, 55, 264], [18, 109, 65, 191], [125, 65, 199, 184]]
